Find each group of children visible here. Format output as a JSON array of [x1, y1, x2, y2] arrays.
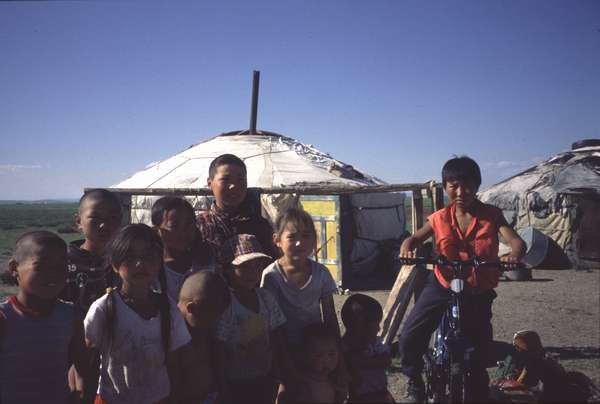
[[0, 153, 525, 404]]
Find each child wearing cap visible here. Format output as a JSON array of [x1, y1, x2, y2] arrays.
[[214, 234, 292, 404]]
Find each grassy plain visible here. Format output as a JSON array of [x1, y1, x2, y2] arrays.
[[0, 203, 80, 271], [0, 195, 434, 268]]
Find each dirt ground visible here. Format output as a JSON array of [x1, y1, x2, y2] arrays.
[[333, 268, 600, 402]]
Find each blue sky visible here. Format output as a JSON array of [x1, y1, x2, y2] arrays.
[[1, 0, 598, 200]]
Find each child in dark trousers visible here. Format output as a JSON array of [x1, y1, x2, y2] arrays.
[[398, 156, 526, 403], [196, 154, 279, 272]]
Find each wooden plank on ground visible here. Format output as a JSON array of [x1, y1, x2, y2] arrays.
[[380, 264, 429, 345]]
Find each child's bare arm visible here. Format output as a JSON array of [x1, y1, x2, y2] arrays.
[[70, 312, 89, 376], [272, 326, 299, 383], [167, 342, 205, 404], [399, 222, 434, 257], [213, 340, 232, 404], [69, 312, 89, 403], [499, 225, 526, 262], [321, 295, 341, 339], [166, 345, 184, 403]]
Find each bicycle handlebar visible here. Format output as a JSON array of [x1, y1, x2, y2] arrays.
[[397, 255, 524, 270]]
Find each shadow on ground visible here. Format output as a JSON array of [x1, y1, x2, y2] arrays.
[[498, 278, 554, 283], [545, 346, 600, 360], [488, 342, 600, 364]]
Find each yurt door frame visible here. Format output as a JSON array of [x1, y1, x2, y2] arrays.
[[300, 195, 342, 284]]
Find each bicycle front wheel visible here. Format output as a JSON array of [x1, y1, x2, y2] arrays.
[[449, 357, 468, 402]]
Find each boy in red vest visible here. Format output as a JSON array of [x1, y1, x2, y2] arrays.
[[398, 156, 526, 402]]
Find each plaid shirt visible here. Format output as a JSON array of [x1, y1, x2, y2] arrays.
[[196, 203, 279, 272]]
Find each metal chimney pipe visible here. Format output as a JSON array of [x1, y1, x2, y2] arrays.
[[249, 70, 260, 135]]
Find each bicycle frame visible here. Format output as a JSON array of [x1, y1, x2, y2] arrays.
[[399, 255, 522, 403], [428, 259, 475, 402]]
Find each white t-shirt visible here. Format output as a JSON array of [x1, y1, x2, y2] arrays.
[[214, 288, 286, 380], [261, 259, 338, 343], [84, 292, 191, 404], [159, 255, 216, 302]]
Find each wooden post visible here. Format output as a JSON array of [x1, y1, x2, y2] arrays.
[[116, 193, 132, 224], [433, 184, 444, 212], [411, 189, 424, 233], [380, 264, 430, 345], [249, 70, 260, 135]]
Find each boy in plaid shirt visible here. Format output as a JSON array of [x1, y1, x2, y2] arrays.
[[197, 154, 279, 273]]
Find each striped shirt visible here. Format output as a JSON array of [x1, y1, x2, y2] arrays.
[[0, 296, 74, 404]]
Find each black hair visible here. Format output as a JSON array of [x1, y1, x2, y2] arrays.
[[441, 156, 482, 189], [341, 293, 383, 332], [13, 230, 67, 262], [151, 196, 195, 227], [208, 153, 247, 179], [179, 270, 231, 307], [273, 207, 317, 241], [79, 188, 123, 214], [105, 224, 170, 360]]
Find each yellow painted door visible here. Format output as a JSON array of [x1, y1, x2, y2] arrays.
[[300, 195, 341, 283]]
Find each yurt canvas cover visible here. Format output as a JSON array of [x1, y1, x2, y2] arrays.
[[111, 130, 407, 287], [479, 142, 600, 267]]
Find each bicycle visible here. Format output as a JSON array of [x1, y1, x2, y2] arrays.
[[397, 255, 523, 403]]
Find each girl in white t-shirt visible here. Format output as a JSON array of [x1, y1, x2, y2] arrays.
[[261, 208, 341, 344], [84, 224, 196, 404]]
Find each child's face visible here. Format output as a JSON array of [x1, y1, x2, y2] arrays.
[[230, 259, 265, 290], [349, 316, 380, 344], [180, 294, 230, 329], [276, 222, 316, 263], [306, 337, 339, 377], [445, 180, 477, 210], [114, 239, 162, 289], [208, 164, 247, 212], [158, 208, 196, 253], [11, 244, 67, 300], [76, 199, 122, 247]]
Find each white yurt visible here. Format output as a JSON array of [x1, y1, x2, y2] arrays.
[[479, 139, 600, 269], [111, 130, 411, 288]]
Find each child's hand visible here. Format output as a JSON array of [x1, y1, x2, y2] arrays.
[[500, 254, 520, 263], [399, 238, 416, 258]]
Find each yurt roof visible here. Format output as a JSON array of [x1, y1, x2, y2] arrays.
[[479, 143, 600, 210], [113, 130, 386, 190]]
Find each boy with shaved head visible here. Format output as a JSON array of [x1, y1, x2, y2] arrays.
[[1, 231, 87, 403], [178, 271, 231, 403]]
